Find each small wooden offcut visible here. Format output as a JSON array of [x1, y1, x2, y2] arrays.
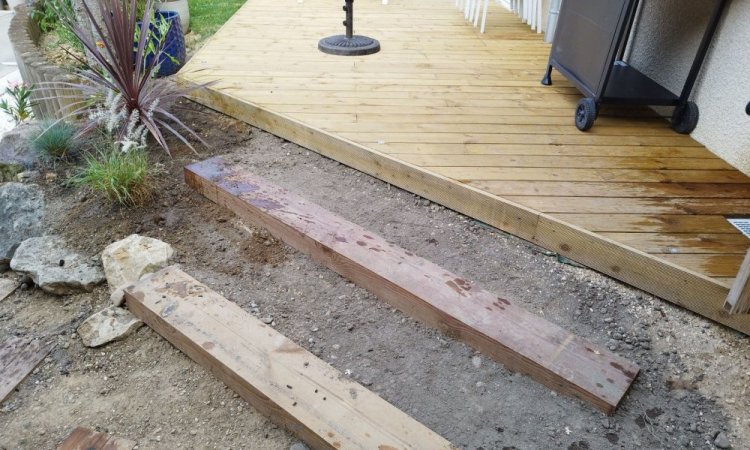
[[725, 249, 750, 314], [0, 336, 52, 403], [0, 279, 18, 303], [179, 0, 750, 333], [57, 427, 135, 450]]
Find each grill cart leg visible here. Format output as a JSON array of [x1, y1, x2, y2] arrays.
[[669, 0, 728, 134], [671, 101, 699, 134], [541, 64, 553, 86], [319, 0, 380, 56], [575, 98, 598, 131]]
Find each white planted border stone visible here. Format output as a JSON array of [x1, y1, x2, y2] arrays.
[[101, 234, 174, 306], [77, 306, 143, 347], [10, 236, 105, 295]]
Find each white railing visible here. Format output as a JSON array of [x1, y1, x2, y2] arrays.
[[508, 0, 544, 33], [456, 0, 546, 34]]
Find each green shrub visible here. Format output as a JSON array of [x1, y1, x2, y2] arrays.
[[0, 82, 35, 124], [31, 0, 67, 33], [33, 0, 83, 55], [73, 147, 156, 206], [31, 120, 78, 160]]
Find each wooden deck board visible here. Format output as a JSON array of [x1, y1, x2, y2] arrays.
[[179, 0, 750, 333]]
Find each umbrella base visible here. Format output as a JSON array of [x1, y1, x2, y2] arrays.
[[318, 35, 380, 56]]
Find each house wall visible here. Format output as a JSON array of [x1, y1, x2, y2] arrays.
[[627, 0, 750, 174]]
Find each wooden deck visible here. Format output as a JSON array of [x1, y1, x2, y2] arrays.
[[179, 0, 750, 334]]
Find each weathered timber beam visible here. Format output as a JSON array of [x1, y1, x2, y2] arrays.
[[184, 157, 639, 414], [124, 267, 455, 450]]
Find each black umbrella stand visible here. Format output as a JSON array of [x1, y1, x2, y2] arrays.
[[319, 0, 380, 56]]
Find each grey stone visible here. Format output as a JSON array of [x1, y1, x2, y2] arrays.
[[289, 443, 310, 450], [0, 122, 39, 181], [713, 431, 731, 449], [77, 306, 143, 347], [10, 236, 105, 295], [0, 183, 44, 266], [101, 234, 173, 302]]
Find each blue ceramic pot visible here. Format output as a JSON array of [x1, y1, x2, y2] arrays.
[[138, 10, 186, 77]]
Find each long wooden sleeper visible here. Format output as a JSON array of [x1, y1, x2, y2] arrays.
[[185, 157, 639, 414], [124, 267, 455, 450]]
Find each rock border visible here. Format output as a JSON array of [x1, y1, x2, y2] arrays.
[[8, 6, 83, 120]]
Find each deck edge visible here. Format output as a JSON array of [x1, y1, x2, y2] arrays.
[[178, 80, 750, 336]]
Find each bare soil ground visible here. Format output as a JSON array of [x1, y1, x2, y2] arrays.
[[1, 102, 748, 450]]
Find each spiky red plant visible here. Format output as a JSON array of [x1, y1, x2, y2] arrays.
[[43, 0, 206, 155]]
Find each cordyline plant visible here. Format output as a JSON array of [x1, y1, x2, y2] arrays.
[[44, 0, 205, 155]]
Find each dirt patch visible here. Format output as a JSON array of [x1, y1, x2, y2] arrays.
[[241, 229, 288, 267], [1, 102, 748, 450], [38, 32, 84, 68]]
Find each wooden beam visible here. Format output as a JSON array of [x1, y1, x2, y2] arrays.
[[57, 427, 135, 450], [124, 267, 454, 450], [185, 157, 639, 414], [725, 249, 750, 314], [0, 337, 53, 403]]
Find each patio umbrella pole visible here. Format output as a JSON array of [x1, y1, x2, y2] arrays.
[[319, 0, 380, 56]]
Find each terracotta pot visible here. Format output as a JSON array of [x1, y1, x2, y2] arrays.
[[156, 0, 189, 33]]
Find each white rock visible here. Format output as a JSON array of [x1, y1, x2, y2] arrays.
[[109, 271, 154, 307], [10, 236, 105, 295], [110, 286, 126, 307], [77, 306, 143, 347], [101, 234, 174, 301]]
